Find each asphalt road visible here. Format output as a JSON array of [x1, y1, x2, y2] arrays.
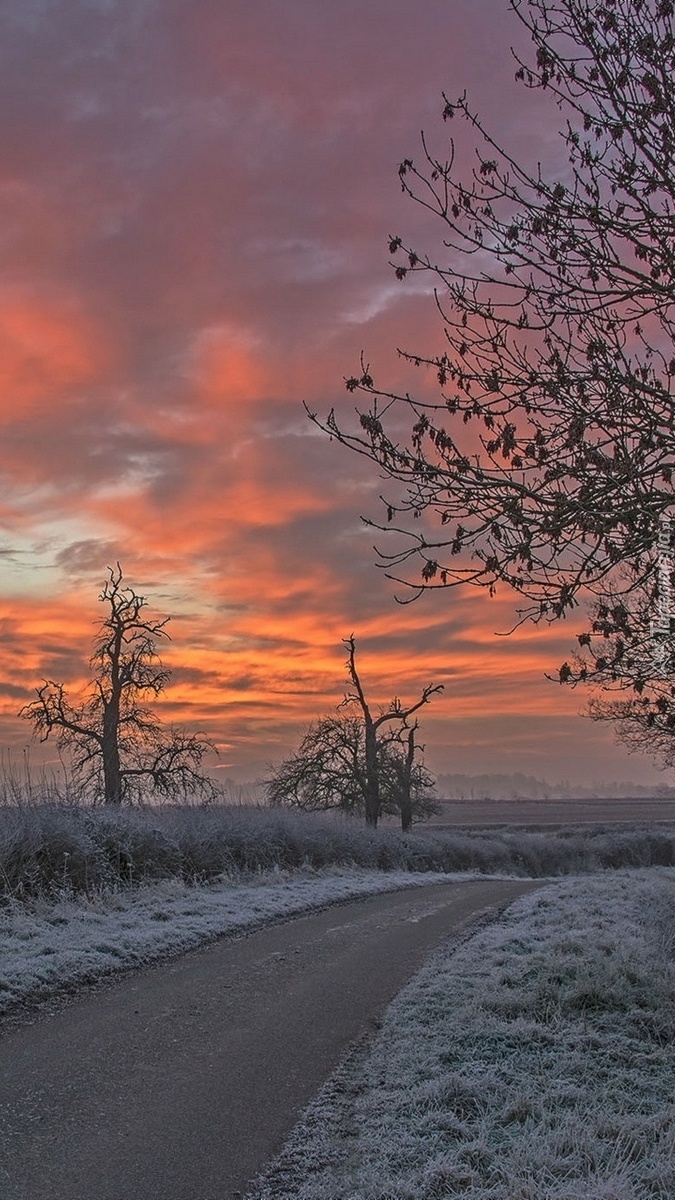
[[0, 879, 541, 1200]]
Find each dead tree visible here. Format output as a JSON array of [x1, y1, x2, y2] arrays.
[[341, 635, 442, 827], [390, 723, 438, 833], [265, 714, 368, 814], [21, 565, 216, 804], [266, 638, 440, 827]]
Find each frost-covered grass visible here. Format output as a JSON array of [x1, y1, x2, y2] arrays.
[[0, 866, 455, 1017], [251, 870, 675, 1200], [3, 801, 675, 901]]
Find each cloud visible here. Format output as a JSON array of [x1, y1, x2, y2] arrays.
[[0, 0, 661, 788]]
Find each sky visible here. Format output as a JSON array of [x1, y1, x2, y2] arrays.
[[0, 0, 666, 789]]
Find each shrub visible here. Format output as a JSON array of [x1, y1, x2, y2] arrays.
[[2, 801, 675, 901]]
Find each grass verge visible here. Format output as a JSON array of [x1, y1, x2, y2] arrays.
[[0, 867, 457, 1018], [249, 869, 675, 1200]]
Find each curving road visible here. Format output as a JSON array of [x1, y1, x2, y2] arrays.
[[0, 879, 541, 1200]]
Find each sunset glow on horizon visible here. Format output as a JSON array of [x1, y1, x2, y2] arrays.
[[0, 0, 665, 789]]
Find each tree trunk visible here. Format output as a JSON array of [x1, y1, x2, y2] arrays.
[[399, 728, 415, 833], [400, 789, 413, 832], [102, 702, 123, 805], [364, 719, 379, 828]]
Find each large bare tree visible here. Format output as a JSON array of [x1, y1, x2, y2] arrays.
[[266, 637, 441, 828], [21, 566, 216, 805], [266, 714, 370, 815], [341, 635, 442, 826], [266, 713, 438, 829], [311, 0, 675, 625]]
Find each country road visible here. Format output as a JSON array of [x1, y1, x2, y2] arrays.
[[0, 878, 541, 1200]]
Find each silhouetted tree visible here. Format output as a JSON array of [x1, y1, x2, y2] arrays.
[[392, 723, 436, 832], [310, 0, 675, 625], [266, 714, 369, 815], [267, 638, 441, 828], [266, 712, 437, 827], [21, 565, 216, 805], [342, 635, 442, 826]]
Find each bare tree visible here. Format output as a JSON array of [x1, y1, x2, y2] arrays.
[[21, 565, 216, 805], [310, 0, 675, 625], [267, 637, 441, 827], [341, 635, 441, 827], [266, 714, 368, 814], [390, 723, 438, 832], [266, 712, 438, 828]]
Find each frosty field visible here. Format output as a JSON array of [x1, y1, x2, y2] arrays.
[[250, 869, 675, 1200], [2, 801, 675, 1021], [0, 866, 455, 1017], [3, 803, 675, 1198]]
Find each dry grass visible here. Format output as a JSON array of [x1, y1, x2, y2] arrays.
[[1, 799, 675, 902]]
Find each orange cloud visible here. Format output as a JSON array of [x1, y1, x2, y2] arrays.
[[0, 0, 661, 790], [0, 294, 107, 420], [191, 325, 268, 411]]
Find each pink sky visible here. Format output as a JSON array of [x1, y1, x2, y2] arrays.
[[0, 0, 665, 788]]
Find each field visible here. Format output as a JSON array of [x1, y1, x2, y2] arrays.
[[250, 870, 675, 1200], [424, 796, 675, 827], [2, 799, 675, 1197]]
